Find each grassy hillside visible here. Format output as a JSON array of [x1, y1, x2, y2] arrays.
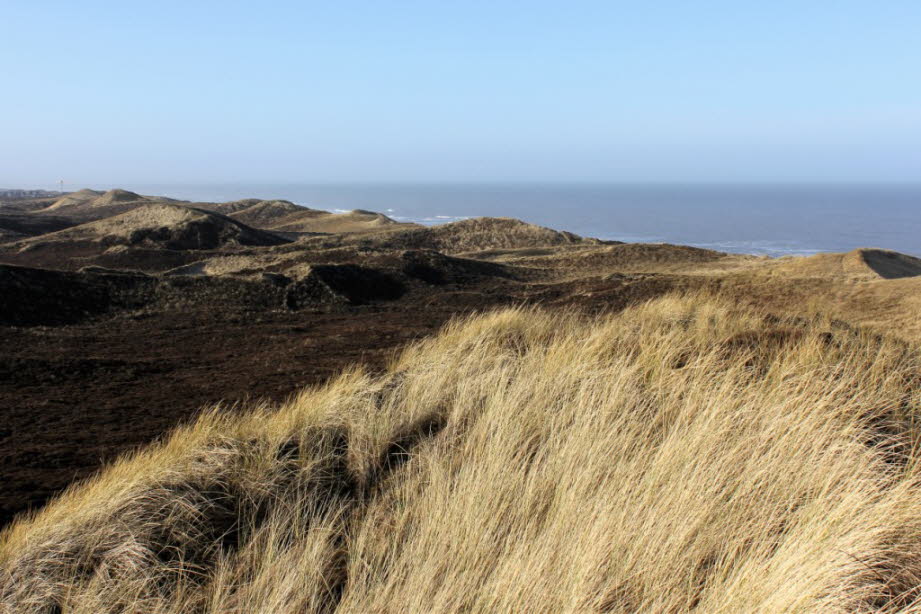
[[3, 295, 921, 612]]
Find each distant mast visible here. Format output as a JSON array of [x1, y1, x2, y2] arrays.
[[59, 179, 64, 194]]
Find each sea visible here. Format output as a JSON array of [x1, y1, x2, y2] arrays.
[[106, 183, 921, 258]]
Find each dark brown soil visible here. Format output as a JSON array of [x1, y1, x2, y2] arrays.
[[0, 304, 468, 527]]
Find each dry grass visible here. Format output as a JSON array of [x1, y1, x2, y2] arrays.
[[44, 190, 105, 210], [3, 295, 921, 613], [270, 210, 400, 234], [305, 217, 590, 254], [11, 204, 287, 252]]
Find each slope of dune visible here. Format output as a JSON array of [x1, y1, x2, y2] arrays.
[[271, 209, 401, 233], [225, 199, 311, 227], [295, 216, 592, 254], [754, 248, 921, 281], [192, 198, 309, 224], [44, 188, 146, 210], [190, 200, 403, 234], [3, 296, 921, 612], [466, 242, 733, 274], [13, 203, 290, 251], [91, 188, 144, 206], [858, 248, 921, 279], [194, 199, 268, 215], [38, 189, 183, 226], [415, 217, 587, 252], [44, 189, 104, 210]]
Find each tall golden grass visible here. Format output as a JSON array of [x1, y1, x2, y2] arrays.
[[3, 295, 921, 613]]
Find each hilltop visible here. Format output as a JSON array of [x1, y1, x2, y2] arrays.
[[17, 202, 289, 250], [193, 199, 401, 234], [43, 188, 146, 210]]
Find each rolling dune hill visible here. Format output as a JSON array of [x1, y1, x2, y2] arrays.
[[380, 216, 589, 252], [465, 242, 736, 276], [223, 199, 314, 226], [270, 208, 402, 234], [853, 248, 921, 279], [42, 188, 106, 210], [289, 216, 594, 254], [193, 199, 407, 234], [745, 248, 921, 281], [1, 203, 290, 267], [27, 189, 181, 225], [193, 199, 317, 222]]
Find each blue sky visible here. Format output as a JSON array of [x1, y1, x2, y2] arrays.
[[2, 1, 920, 185]]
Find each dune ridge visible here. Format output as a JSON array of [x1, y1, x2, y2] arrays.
[[13, 203, 290, 251], [44, 189, 105, 210]]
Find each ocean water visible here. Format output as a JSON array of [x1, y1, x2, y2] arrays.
[[119, 183, 921, 258]]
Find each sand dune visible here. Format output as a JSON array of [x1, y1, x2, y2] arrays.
[[195, 198, 310, 221], [45, 188, 147, 210], [192, 199, 404, 234], [15, 203, 290, 251], [39, 189, 183, 227], [44, 189, 105, 210], [857, 248, 921, 279], [195, 198, 269, 215], [466, 242, 731, 274], [293, 216, 592, 254], [271, 209, 401, 233], [414, 217, 587, 252], [754, 248, 921, 281], [225, 200, 312, 226], [92, 188, 145, 206]]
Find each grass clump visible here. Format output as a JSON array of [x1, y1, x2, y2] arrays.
[[2, 295, 921, 612]]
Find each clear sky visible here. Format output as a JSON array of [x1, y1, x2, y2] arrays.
[[3, 1, 920, 185]]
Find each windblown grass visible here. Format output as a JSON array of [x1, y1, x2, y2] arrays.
[[3, 295, 921, 613]]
